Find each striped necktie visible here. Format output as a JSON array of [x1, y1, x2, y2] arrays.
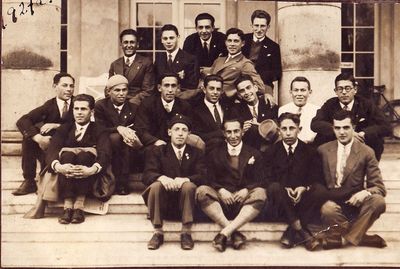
[[75, 127, 85, 142]]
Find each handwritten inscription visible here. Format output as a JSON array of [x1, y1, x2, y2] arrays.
[[2, 0, 53, 29]]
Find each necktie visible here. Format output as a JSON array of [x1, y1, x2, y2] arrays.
[[177, 150, 183, 164], [343, 105, 349, 111], [288, 145, 295, 174], [203, 41, 209, 56], [337, 146, 347, 187], [229, 147, 238, 156], [167, 54, 173, 69], [61, 101, 68, 119], [225, 56, 231, 63], [252, 105, 258, 119], [164, 104, 171, 113], [213, 104, 222, 126], [297, 106, 302, 116], [115, 107, 121, 114], [125, 58, 130, 67], [75, 127, 84, 142]]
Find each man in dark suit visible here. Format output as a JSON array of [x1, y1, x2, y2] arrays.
[[313, 110, 387, 249], [311, 73, 391, 160], [142, 115, 206, 250], [192, 74, 235, 153], [155, 24, 200, 100], [94, 75, 142, 195], [135, 73, 192, 147], [264, 113, 322, 251], [108, 29, 155, 105], [183, 13, 227, 77], [196, 119, 266, 252], [47, 94, 111, 224], [242, 10, 282, 94], [232, 74, 278, 151], [14, 73, 75, 196]]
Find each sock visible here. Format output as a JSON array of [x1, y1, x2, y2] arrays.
[[73, 195, 86, 210], [154, 227, 163, 235], [181, 223, 192, 234], [291, 219, 302, 231], [64, 198, 73, 210]]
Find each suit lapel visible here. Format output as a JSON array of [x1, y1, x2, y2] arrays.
[[114, 57, 125, 75], [327, 142, 338, 188], [106, 99, 120, 125], [200, 101, 218, 126], [125, 57, 141, 81], [238, 145, 252, 179], [341, 141, 361, 185], [166, 144, 181, 173]]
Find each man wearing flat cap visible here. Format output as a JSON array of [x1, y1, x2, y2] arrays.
[[94, 75, 143, 195], [231, 74, 278, 151], [142, 114, 206, 250]]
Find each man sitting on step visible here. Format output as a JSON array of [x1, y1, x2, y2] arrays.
[[196, 118, 266, 252], [312, 110, 387, 249], [46, 94, 111, 224], [14, 73, 75, 196], [142, 114, 206, 250]]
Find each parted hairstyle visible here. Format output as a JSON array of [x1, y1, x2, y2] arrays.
[[277, 112, 301, 127], [334, 72, 358, 88], [158, 72, 181, 85], [119, 29, 138, 42], [53, 72, 75, 85], [204, 74, 223, 88], [290, 76, 311, 91], [251, 10, 271, 25], [223, 118, 244, 130], [161, 24, 179, 36], [234, 74, 255, 88], [195, 13, 215, 27], [332, 110, 355, 125], [226, 28, 244, 40], [73, 94, 95, 110]]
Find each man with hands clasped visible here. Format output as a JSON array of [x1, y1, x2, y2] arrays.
[[142, 115, 206, 250]]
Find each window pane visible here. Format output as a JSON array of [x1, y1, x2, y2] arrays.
[[139, 52, 154, 62], [355, 53, 374, 77], [155, 28, 164, 50], [61, 26, 67, 50], [341, 53, 353, 62], [357, 78, 374, 99], [341, 3, 353, 26], [137, 27, 153, 50], [61, 0, 68, 24], [341, 68, 354, 75], [137, 3, 153, 26], [60, 51, 67, 72], [342, 28, 353, 51], [154, 3, 172, 26], [356, 28, 374, 51], [356, 3, 374, 26]]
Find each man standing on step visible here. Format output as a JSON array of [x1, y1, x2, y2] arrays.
[[108, 29, 155, 105], [95, 75, 143, 195], [263, 113, 322, 251], [47, 94, 111, 224], [196, 118, 266, 252], [14, 73, 75, 196], [313, 110, 387, 249], [142, 114, 206, 250]]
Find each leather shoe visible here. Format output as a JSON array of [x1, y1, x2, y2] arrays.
[[280, 227, 295, 248], [71, 209, 85, 224], [359, 234, 387, 248], [212, 233, 227, 252], [180, 233, 194, 250], [322, 235, 343, 250], [296, 229, 319, 251], [148, 233, 164, 250], [58, 208, 73, 224], [12, 180, 37, 196], [231, 231, 246, 250]]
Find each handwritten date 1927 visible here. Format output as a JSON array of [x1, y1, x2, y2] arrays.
[[2, 0, 53, 30]]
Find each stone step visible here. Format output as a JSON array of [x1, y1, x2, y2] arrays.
[[2, 213, 399, 243], [2, 241, 399, 267]]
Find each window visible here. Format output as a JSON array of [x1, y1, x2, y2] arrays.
[[60, 0, 68, 72], [131, 0, 225, 61], [341, 3, 375, 96]]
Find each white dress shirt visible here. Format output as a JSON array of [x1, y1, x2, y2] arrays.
[[227, 141, 243, 156], [124, 54, 136, 66], [335, 139, 354, 187], [167, 48, 179, 62], [339, 99, 355, 111], [161, 97, 175, 112], [204, 98, 223, 122], [56, 97, 71, 118], [282, 139, 299, 155], [171, 144, 186, 161]]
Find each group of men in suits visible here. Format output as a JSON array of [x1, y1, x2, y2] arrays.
[[13, 8, 391, 253]]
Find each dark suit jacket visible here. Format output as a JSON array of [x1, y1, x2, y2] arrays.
[[231, 97, 277, 149], [311, 95, 392, 149], [242, 34, 282, 87], [143, 143, 206, 187], [135, 95, 192, 146], [317, 140, 386, 201], [206, 143, 265, 192], [16, 97, 74, 139], [46, 122, 111, 171], [263, 140, 323, 189], [154, 49, 199, 90], [94, 98, 138, 133], [183, 31, 227, 67], [108, 54, 155, 104]]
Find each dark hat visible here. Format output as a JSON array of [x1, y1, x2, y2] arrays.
[[106, 75, 128, 89], [258, 119, 279, 143], [168, 114, 192, 130]]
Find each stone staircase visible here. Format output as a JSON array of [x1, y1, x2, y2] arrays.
[[1, 131, 400, 267]]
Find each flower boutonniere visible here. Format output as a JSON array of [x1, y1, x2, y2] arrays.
[[185, 153, 190, 160], [248, 156, 255, 165]]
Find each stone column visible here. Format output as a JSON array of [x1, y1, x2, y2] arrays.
[[277, 2, 341, 106]]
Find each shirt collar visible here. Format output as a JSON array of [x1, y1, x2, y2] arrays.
[[161, 97, 175, 109], [113, 103, 124, 111], [227, 141, 243, 156], [171, 143, 186, 158], [56, 97, 71, 106], [339, 99, 355, 110], [204, 98, 220, 109], [247, 98, 259, 110], [167, 48, 179, 61], [124, 54, 136, 63], [253, 35, 265, 43], [338, 138, 354, 152], [228, 51, 242, 59], [282, 140, 299, 154], [75, 121, 90, 132]]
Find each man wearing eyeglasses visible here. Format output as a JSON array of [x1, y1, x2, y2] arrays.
[[311, 73, 391, 160]]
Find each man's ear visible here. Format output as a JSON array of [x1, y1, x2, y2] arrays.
[[158, 84, 162, 93], [167, 128, 172, 137], [298, 126, 303, 132]]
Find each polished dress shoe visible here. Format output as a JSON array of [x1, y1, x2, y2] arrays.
[[148, 233, 164, 250], [231, 231, 246, 250], [212, 233, 227, 252], [322, 235, 343, 250], [296, 229, 319, 251], [58, 208, 73, 224], [280, 227, 295, 248], [12, 180, 37, 196], [180, 233, 194, 250], [71, 209, 85, 224], [359, 234, 387, 248]]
